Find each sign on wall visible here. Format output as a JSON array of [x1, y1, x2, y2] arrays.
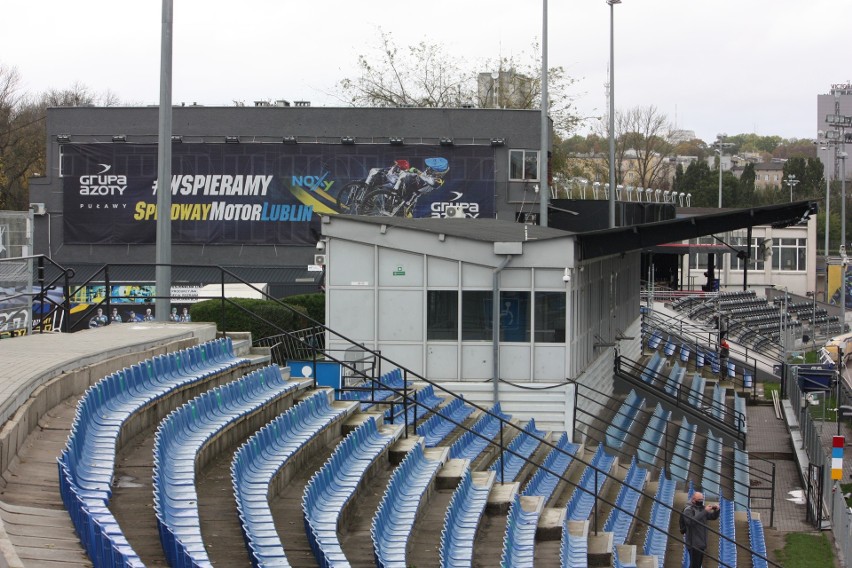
[[62, 143, 496, 245]]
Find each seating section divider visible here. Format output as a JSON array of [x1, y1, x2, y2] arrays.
[[641, 469, 676, 568], [371, 442, 445, 567], [231, 390, 354, 567], [57, 338, 246, 568], [153, 364, 297, 568], [302, 417, 398, 567], [488, 418, 545, 482], [500, 494, 541, 567], [417, 398, 475, 447], [448, 403, 511, 462], [521, 433, 579, 505], [439, 467, 494, 568]]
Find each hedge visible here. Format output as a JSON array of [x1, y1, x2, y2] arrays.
[[190, 297, 312, 340]]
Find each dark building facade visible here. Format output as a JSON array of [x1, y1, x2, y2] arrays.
[[30, 106, 550, 270]]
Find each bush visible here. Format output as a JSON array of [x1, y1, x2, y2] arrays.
[[280, 292, 325, 324], [191, 298, 310, 340]]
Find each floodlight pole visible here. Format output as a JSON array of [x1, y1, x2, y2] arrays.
[[539, 0, 549, 227], [607, 0, 620, 229], [155, 0, 174, 321]]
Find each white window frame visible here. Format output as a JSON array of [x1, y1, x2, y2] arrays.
[[509, 149, 540, 182]]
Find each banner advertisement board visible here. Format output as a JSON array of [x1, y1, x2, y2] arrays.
[[62, 143, 496, 245]]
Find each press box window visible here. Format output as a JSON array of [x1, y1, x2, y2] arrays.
[[534, 292, 566, 342], [509, 150, 539, 181]]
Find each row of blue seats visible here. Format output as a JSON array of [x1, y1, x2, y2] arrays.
[[711, 385, 726, 422], [605, 390, 645, 450], [642, 468, 676, 568], [748, 511, 768, 568], [231, 391, 352, 567], [734, 392, 748, 434], [153, 364, 296, 568], [637, 403, 671, 466], [644, 341, 750, 434], [522, 433, 579, 505], [664, 362, 686, 396], [58, 338, 244, 568], [500, 494, 540, 567], [647, 327, 755, 386], [733, 447, 751, 512], [449, 402, 511, 462], [385, 384, 444, 425], [338, 369, 405, 410], [669, 418, 697, 483], [559, 520, 588, 568], [603, 456, 648, 546], [718, 498, 736, 568], [439, 467, 493, 568], [302, 417, 397, 567], [702, 430, 723, 500], [640, 352, 665, 382], [372, 443, 443, 567], [489, 418, 545, 483], [687, 373, 706, 407], [417, 398, 475, 447], [566, 445, 615, 522]]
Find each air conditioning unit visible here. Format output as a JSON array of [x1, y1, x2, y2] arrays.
[[30, 203, 46, 216], [313, 254, 326, 266], [445, 206, 466, 219]]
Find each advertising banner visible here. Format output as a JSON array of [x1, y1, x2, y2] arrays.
[[62, 143, 495, 245], [828, 263, 851, 308]]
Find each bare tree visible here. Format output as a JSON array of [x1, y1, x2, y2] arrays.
[[0, 67, 116, 210], [338, 31, 580, 134], [339, 30, 476, 108], [587, 105, 673, 190]]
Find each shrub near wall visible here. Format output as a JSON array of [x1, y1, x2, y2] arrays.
[[280, 293, 325, 324], [191, 298, 310, 340]]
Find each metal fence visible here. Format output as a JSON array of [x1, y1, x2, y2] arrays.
[[785, 366, 852, 566]]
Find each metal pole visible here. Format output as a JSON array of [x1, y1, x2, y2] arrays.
[[826, 173, 831, 258], [718, 149, 723, 208], [539, 0, 549, 227], [843, 155, 847, 251], [154, 0, 173, 322], [607, 0, 618, 228]]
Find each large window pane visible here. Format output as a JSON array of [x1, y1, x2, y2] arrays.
[[535, 292, 566, 342], [427, 290, 458, 340], [499, 291, 530, 342], [462, 291, 492, 340], [509, 150, 539, 181]]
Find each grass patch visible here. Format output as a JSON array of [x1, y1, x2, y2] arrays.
[[775, 532, 834, 567], [763, 382, 780, 400], [805, 393, 838, 422], [842, 483, 852, 508]]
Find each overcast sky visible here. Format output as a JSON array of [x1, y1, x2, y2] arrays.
[[5, 0, 848, 143]]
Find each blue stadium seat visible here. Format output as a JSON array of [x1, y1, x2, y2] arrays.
[[440, 468, 494, 568], [522, 433, 579, 505]]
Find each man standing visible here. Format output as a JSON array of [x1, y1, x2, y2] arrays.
[[680, 491, 720, 567]]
